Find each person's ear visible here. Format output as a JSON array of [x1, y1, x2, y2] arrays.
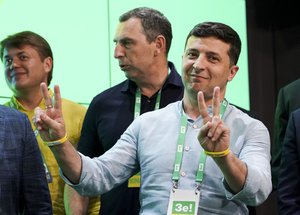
[[227, 65, 239, 81], [43, 57, 53, 73], [154, 35, 166, 56]]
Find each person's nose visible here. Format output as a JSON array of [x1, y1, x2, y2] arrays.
[[192, 55, 205, 73], [114, 44, 125, 59]]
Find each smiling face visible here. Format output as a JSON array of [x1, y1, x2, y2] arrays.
[[3, 44, 52, 95], [182, 35, 239, 103]]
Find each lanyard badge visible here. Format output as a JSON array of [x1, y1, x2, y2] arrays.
[[167, 100, 228, 214], [167, 189, 200, 215]]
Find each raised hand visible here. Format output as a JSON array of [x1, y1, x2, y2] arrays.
[[197, 86, 230, 154], [34, 82, 66, 142], [34, 83, 82, 183]]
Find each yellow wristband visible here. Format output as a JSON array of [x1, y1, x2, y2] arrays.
[[44, 134, 68, 147], [204, 148, 230, 158]]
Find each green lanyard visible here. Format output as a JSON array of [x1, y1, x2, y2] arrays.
[[134, 68, 171, 119], [172, 99, 228, 188], [134, 88, 162, 119]]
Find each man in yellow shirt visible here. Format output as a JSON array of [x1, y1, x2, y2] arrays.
[[0, 31, 100, 215]]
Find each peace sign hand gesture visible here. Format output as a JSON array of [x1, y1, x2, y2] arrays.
[[33, 82, 66, 142], [197, 86, 230, 155]]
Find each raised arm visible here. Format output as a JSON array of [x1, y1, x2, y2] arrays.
[[197, 87, 247, 193], [34, 82, 82, 184]]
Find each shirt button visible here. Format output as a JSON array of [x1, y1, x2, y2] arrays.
[[181, 171, 186, 177], [184, 146, 190, 151], [192, 124, 198, 129]]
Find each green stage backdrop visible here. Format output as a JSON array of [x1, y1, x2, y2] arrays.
[[0, 0, 249, 109]]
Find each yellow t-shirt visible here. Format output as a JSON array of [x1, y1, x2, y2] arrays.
[[5, 92, 100, 215]]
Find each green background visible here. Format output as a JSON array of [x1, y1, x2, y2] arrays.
[[0, 0, 248, 109]]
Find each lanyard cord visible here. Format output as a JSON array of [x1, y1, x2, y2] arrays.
[[134, 88, 162, 119], [133, 68, 171, 119], [172, 99, 228, 189]]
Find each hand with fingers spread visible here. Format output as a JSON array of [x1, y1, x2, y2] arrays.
[[33, 82, 82, 185], [197, 86, 230, 156], [34, 82, 66, 142], [197, 86, 247, 193]]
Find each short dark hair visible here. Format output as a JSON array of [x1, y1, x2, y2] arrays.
[[0, 31, 53, 85], [185, 22, 241, 65], [119, 7, 173, 55]]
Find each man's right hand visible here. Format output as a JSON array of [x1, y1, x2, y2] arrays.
[[33, 82, 66, 142]]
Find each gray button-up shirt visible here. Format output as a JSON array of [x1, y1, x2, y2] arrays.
[[63, 101, 272, 215]]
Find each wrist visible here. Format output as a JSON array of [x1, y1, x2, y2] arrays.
[[44, 133, 68, 147], [204, 148, 230, 158]]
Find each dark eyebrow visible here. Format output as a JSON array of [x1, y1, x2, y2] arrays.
[[4, 50, 27, 57], [185, 48, 199, 53], [187, 48, 198, 52], [3, 51, 29, 62], [206, 51, 221, 57], [114, 37, 134, 43]]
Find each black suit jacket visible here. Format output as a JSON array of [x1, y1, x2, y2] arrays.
[[278, 108, 300, 214], [272, 79, 300, 189]]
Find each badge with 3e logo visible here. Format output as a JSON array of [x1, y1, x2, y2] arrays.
[[167, 189, 199, 215], [172, 201, 195, 214]]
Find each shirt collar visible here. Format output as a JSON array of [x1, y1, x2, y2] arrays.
[[121, 61, 182, 94], [8, 89, 54, 111]]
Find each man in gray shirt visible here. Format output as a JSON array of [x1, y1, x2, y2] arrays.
[[34, 21, 272, 215]]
